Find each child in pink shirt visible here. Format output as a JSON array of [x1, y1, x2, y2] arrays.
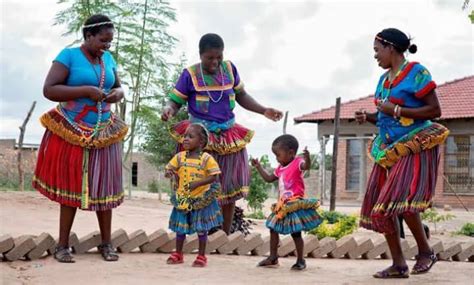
[[251, 134, 321, 270]]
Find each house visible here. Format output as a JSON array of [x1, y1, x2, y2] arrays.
[[294, 76, 474, 208]]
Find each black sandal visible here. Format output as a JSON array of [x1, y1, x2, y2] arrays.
[[98, 243, 119, 262], [257, 256, 279, 268], [291, 259, 306, 271], [373, 265, 409, 279], [411, 250, 437, 274], [54, 245, 75, 263]]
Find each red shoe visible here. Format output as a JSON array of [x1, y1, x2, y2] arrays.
[[192, 255, 207, 267], [166, 252, 184, 264]]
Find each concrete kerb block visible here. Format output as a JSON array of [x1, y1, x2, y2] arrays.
[[363, 238, 388, 259], [217, 232, 244, 255], [48, 232, 79, 255], [452, 243, 474, 262], [111, 229, 129, 248], [140, 229, 169, 253], [235, 233, 263, 256], [158, 232, 177, 253], [438, 242, 462, 260], [73, 231, 101, 254], [346, 236, 374, 259], [26, 233, 55, 260], [251, 236, 271, 256], [277, 236, 296, 257], [206, 230, 228, 254], [303, 235, 319, 256], [404, 239, 418, 260], [328, 235, 357, 258], [182, 234, 199, 254], [429, 239, 444, 255], [308, 237, 336, 258], [4, 235, 36, 261], [0, 235, 14, 254], [118, 230, 148, 253]]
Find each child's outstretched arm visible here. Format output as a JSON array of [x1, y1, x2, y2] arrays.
[[300, 146, 311, 171], [250, 158, 278, 183], [188, 174, 218, 191]]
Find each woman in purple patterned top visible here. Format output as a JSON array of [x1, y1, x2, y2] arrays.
[[161, 33, 283, 234]]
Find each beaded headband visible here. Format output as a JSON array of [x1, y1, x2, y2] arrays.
[[83, 21, 113, 29], [375, 35, 398, 48]]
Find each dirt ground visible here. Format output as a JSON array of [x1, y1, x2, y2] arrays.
[[1, 191, 473, 285]]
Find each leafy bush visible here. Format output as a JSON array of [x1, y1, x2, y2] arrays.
[[308, 211, 358, 240], [246, 155, 271, 213], [456, 222, 474, 237], [245, 210, 266, 220], [147, 179, 172, 196], [421, 208, 455, 233]]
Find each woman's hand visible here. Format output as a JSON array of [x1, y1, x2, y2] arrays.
[[354, 110, 367, 124], [161, 105, 177, 121], [104, 88, 124, 103], [263, 108, 283, 121], [377, 101, 395, 116], [85, 86, 107, 102]]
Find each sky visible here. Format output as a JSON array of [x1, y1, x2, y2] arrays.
[[0, 0, 473, 166]]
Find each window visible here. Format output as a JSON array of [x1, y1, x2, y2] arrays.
[[132, 162, 138, 187], [444, 135, 474, 194], [346, 139, 362, 191]]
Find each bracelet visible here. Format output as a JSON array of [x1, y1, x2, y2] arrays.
[[393, 105, 400, 119]]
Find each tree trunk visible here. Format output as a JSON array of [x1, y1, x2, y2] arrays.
[[17, 101, 36, 191]]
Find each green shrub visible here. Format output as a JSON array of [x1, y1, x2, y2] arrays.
[[246, 155, 271, 213], [457, 222, 474, 237], [147, 179, 172, 196], [308, 211, 358, 240], [245, 210, 266, 220], [421, 208, 455, 233]]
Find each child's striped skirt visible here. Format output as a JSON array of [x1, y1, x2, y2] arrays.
[[266, 198, 322, 235]]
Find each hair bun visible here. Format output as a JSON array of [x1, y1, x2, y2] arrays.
[[408, 44, 417, 54]]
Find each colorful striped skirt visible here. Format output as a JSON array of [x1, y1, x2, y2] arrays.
[[169, 199, 223, 235], [266, 198, 322, 235], [360, 146, 440, 234], [32, 108, 126, 211], [170, 119, 253, 205]]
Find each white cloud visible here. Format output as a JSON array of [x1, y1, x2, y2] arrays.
[[1, 0, 472, 166]]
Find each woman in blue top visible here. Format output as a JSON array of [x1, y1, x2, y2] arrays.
[[33, 14, 128, 263], [355, 28, 449, 278]]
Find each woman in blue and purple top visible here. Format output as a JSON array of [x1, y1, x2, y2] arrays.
[[161, 33, 283, 234], [355, 28, 449, 278]]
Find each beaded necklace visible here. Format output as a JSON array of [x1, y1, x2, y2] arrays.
[[380, 60, 408, 103], [200, 63, 225, 103], [176, 150, 203, 211], [61, 46, 105, 145]]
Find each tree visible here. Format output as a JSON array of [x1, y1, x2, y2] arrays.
[[246, 155, 272, 213]]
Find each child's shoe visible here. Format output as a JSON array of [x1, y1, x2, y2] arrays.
[[291, 259, 306, 271], [166, 252, 184, 264], [192, 255, 207, 267]]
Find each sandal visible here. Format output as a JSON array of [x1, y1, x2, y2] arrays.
[[166, 252, 184, 264], [257, 256, 279, 268], [192, 255, 207, 267], [98, 243, 119, 262], [373, 265, 409, 279], [411, 250, 437, 274], [54, 245, 75, 263], [291, 259, 306, 271]]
